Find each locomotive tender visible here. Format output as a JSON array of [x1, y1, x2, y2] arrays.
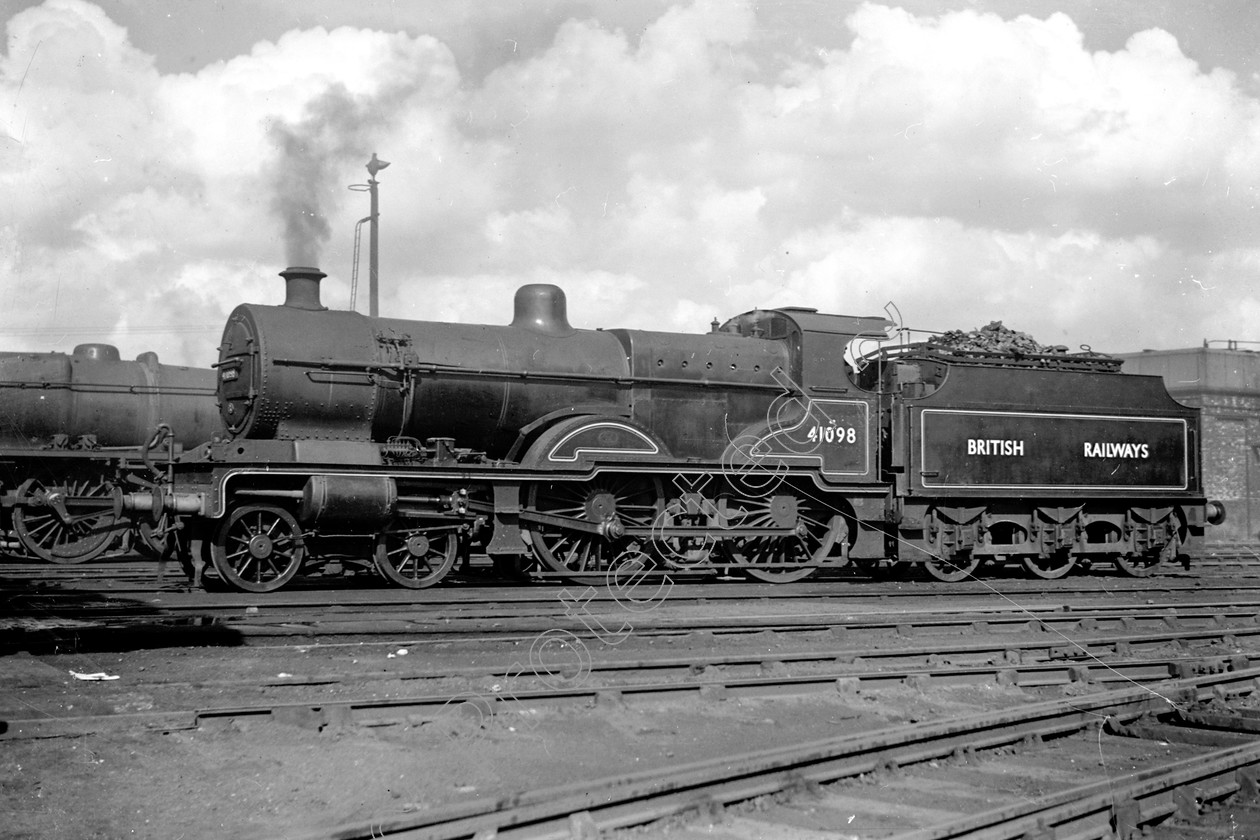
[[0, 344, 219, 562], [125, 266, 1218, 591]]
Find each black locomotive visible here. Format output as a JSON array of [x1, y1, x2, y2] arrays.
[[0, 344, 218, 562], [120, 266, 1219, 591]]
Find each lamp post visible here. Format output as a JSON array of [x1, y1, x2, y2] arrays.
[[365, 153, 390, 317]]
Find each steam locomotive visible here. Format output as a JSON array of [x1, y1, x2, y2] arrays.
[[115, 266, 1219, 592], [0, 345, 218, 562]]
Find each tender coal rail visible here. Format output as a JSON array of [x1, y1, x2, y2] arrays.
[[285, 669, 1260, 840]]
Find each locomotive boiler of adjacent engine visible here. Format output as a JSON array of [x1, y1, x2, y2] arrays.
[[0, 344, 220, 449], [216, 267, 632, 455]]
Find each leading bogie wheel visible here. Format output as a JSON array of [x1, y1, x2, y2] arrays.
[[374, 522, 459, 589], [11, 477, 120, 564], [210, 504, 305, 593]]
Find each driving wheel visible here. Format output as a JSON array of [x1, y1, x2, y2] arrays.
[[525, 476, 661, 585], [721, 493, 837, 583], [11, 477, 119, 564]]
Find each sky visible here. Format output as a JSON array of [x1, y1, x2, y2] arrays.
[[2, 0, 1260, 368]]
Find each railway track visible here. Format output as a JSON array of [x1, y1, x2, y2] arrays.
[[6, 544, 1260, 647], [4, 609, 1258, 740], [8, 555, 1260, 839], [4, 541, 1259, 592], [2, 646, 1250, 743], [1196, 542, 1260, 567], [9, 567, 1260, 600], [7, 554, 1260, 617], [275, 668, 1260, 840], [8, 586, 1260, 651]]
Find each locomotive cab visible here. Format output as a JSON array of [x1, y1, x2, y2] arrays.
[[718, 308, 894, 393]]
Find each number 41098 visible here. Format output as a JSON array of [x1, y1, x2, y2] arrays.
[[806, 424, 856, 444]]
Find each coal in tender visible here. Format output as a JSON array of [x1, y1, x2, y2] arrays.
[[929, 321, 1070, 356]]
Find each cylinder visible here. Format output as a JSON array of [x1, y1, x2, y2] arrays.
[[300, 475, 397, 527]]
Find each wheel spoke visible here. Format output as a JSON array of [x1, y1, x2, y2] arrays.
[[238, 557, 258, 581]]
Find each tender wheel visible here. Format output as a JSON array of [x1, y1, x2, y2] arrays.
[[922, 549, 980, 582], [1114, 546, 1169, 578], [11, 477, 120, 564], [210, 504, 305, 593], [525, 476, 661, 585], [722, 493, 837, 583], [1021, 549, 1078, 580], [374, 523, 458, 589], [1115, 519, 1183, 578]]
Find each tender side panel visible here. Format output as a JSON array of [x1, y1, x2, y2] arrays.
[[914, 408, 1188, 491]]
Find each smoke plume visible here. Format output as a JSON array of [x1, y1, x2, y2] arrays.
[[268, 84, 384, 267]]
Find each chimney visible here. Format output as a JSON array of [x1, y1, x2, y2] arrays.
[[280, 266, 328, 311]]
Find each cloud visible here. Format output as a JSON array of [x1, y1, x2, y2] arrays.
[[2, 0, 1259, 368], [740, 5, 1260, 241], [2, 0, 164, 238], [2, 3, 467, 358]]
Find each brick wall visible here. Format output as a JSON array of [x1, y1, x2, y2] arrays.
[[1119, 349, 1260, 543], [1198, 396, 1260, 542]]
